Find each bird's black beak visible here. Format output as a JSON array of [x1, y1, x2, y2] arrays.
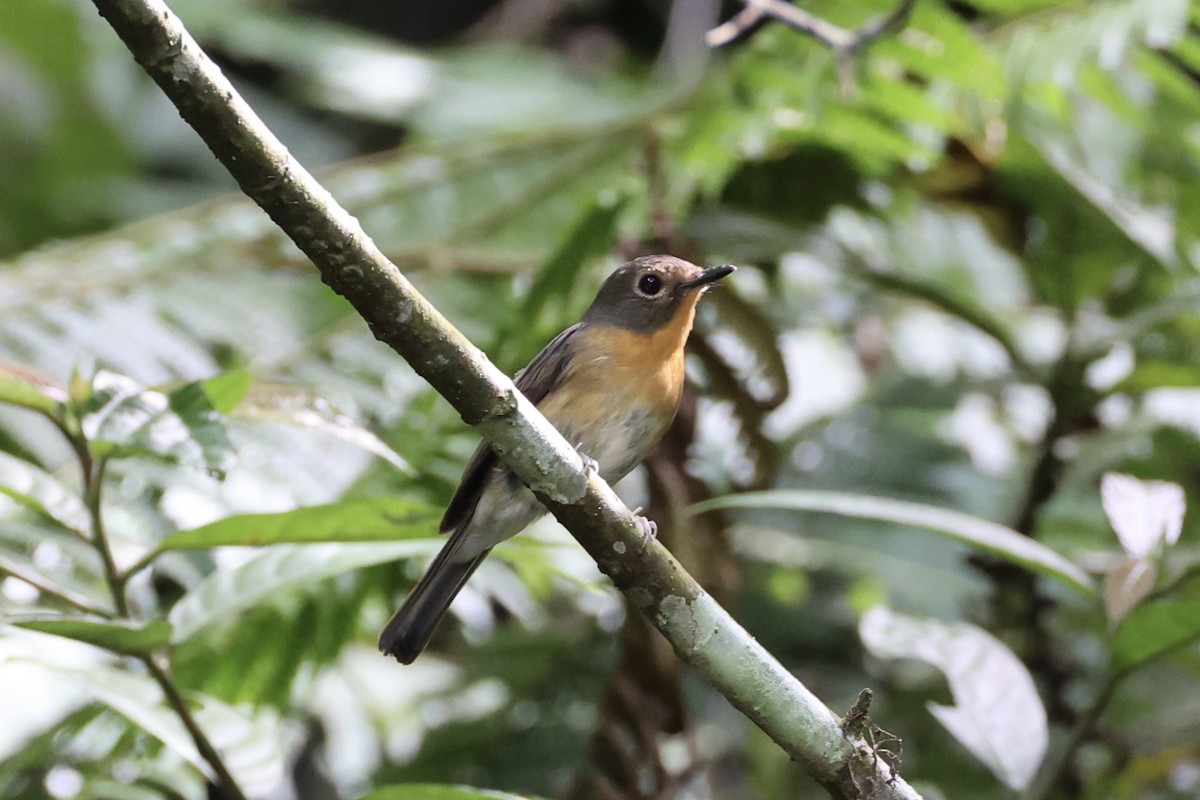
[[680, 264, 736, 291]]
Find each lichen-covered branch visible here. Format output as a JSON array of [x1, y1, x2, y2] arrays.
[[87, 0, 921, 796]]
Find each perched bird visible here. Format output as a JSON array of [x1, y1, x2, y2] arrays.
[[379, 255, 735, 663]]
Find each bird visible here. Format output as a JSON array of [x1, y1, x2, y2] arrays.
[[379, 254, 735, 663]]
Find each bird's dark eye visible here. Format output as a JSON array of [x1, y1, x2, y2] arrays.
[[638, 274, 663, 296]]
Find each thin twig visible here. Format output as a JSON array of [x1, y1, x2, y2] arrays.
[[708, 0, 917, 55], [143, 654, 249, 800], [81, 455, 129, 617], [851, 0, 919, 52], [114, 549, 158, 593], [705, 5, 768, 47], [747, 0, 855, 48], [69, 432, 248, 800]]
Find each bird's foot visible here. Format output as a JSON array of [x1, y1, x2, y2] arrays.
[[631, 507, 658, 551], [575, 442, 599, 474]]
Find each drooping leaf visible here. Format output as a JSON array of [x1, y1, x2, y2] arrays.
[[1112, 599, 1200, 675], [167, 541, 436, 642], [692, 490, 1095, 593], [0, 451, 90, 533], [860, 606, 1047, 791], [235, 382, 411, 474], [157, 497, 439, 550], [11, 615, 172, 656]]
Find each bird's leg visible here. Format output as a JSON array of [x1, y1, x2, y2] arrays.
[[630, 506, 658, 550]]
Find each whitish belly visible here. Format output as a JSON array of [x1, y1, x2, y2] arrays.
[[457, 404, 667, 558]]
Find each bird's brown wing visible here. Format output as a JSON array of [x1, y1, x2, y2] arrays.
[[439, 323, 583, 533]]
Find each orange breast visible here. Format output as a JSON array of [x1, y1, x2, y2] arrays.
[[535, 297, 698, 480]]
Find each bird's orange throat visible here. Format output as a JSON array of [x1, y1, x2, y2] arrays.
[[643, 293, 701, 363], [575, 294, 701, 412]]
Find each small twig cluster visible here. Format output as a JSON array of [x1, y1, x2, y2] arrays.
[[707, 0, 918, 94]]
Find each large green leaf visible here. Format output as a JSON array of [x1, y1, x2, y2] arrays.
[[157, 497, 439, 550], [1112, 599, 1200, 675], [860, 606, 1047, 791], [692, 490, 1095, 594], [10, 615, 172, 656], [167, 541, 436, 642]]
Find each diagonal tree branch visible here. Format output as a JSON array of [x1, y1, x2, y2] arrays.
[[86, 1, 922, 797]]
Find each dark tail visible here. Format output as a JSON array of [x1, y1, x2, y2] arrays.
[[378, 536, 491, 664]]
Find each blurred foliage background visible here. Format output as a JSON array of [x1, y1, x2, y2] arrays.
[[2, 0, 1200, 799]]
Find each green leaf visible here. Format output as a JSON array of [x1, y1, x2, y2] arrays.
[[10, 615, 171, 656], [158, 497, 439, 550], [0, 451, 89, 533], [1116, 360, 1200, 391], [165, 379, 240, 474], [235, 382, 411, 474], [199, 369, 253, 414], [168, 541, 436, 642], [79, 371, 236, 476], [0, 362, 64, 416], [1112, 599, 1200, 675], [860, 606, 1047, 791], [360, 785, 550, 800], [692, 490, 1096, 594]]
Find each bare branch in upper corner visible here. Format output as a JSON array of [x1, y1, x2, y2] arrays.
[[706, 0, 918, 71]]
